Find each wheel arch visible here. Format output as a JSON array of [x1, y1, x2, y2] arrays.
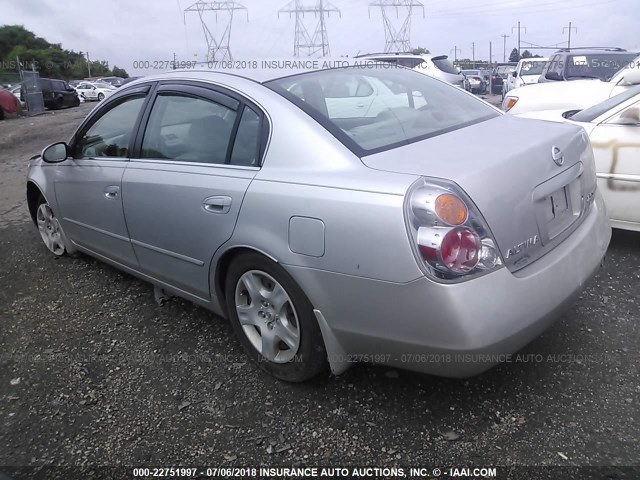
[[213, 245, 278, 316], [26, 180, 44, 225]]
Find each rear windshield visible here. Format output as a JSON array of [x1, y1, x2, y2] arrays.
[[571, 85, 640, 122], [565, 53, 637, 81], [432, 56, 459, 74], [496, 65, 515, 74], [265, 66, 499, 155], [462, 70, 480, 76]]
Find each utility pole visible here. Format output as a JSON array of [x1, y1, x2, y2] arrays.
[[500, 34, 509, 62], [511, 21, 527, 59], [450, 45, 461, 63], [369, 0, 425, 53], [563, 21, 577, 49], [489, 41, 492, 65], [85, 52, 91, 78], [279, 0, 341, 57], [471, 42, 475, 68], [184, 1, 249, 62]]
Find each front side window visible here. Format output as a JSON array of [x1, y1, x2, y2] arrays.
[[141, 94, 237, 164], [266, 66, 499, 155], [76, 96, 145, 158]]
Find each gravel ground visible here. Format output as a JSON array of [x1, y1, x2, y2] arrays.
[[0, 100, 638, 474]]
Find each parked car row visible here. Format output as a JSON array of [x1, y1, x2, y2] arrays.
[[503, 52, 640, 232]]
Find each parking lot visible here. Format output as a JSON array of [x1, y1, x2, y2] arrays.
[[0, 102, 639, 470]]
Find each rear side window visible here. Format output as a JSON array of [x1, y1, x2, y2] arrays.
[[397, 58, 425, 68], [267, 66, 499, 155], [141, 94, 237, 164], [230, 107, 261, 166]]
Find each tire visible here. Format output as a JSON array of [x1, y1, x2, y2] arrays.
[[35, 195, 67, 256], [97, 93, 105, 101], [224, 252, 328, 382], [0, 106, 4, 121], [73, 96, 80, 107]]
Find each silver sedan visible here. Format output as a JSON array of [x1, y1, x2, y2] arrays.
[[26, 64, 611, 381]]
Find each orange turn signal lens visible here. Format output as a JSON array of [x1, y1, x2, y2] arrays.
[[504, 97, 518, 111], [435, 194, 468, 226]]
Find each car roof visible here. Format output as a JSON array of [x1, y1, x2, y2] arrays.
[[552, 48, 632, 56], [121, 60, 401, 86]]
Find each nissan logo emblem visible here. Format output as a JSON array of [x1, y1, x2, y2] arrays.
[[551, 146, 564, 166]]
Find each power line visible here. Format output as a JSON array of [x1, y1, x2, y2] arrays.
[[279, 0, 341, 57], [368, 0, 425, 53], [427, 0, 617, 18], [183, 1, 248, 62]]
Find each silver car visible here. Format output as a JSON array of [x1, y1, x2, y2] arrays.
[[27, 65, 611, 382]]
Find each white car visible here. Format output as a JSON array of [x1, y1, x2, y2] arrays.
[[518, 85, 640, 231], [502, 58, 547, 97], [75, 82, 115, 102], [358, 53, 467, 89], [503, 55, 640, 114]]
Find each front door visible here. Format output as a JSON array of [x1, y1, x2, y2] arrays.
[[122, 83, 265, 299], [54, 92, 148, 266]]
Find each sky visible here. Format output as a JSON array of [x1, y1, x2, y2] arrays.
[[3, 0, 640, 76]]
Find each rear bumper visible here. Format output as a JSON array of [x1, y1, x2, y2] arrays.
[[287, 191, 611, 377]]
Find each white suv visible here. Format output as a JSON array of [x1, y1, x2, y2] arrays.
[[502, 57, 547, 98], [358, 53, 467, 89]]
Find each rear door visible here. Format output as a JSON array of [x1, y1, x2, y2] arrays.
[[122, 82, 266, 299]]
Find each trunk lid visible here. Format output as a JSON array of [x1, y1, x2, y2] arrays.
[[362, 115, 597, 272]]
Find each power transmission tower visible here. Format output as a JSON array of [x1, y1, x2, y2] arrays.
[[369, 0, 425, 53], [511, 21, 527, 59], [279, 0, 341, 57], [563, 22, 577, 49], [184, 1, 248, 62], [500, 34, 509, 62]]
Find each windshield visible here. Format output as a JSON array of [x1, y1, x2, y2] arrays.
[[571, 85, 640, 122], [265, 66, 499, 155], [520, 60, 546, 75], [565, 53, 637, 81], [432, 56, 459, 74], [496, 65, 515, 75]]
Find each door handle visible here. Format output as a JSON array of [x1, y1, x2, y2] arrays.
[[104, 186, 120, 200], [202, 195, 232, 214]]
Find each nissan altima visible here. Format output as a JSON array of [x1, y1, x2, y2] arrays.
[[26, 64, 611, 381]]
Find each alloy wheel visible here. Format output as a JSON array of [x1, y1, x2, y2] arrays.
[[234, 270, 301, 363], [36, 203, 65, 256]]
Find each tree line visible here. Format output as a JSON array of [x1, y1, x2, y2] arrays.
[[0, 25, 129, 81]]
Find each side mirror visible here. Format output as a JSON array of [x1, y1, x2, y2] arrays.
[[42, 142, 69, 163], [92, 86, 97, 90], [618, 69, 640, 86], [545, 71, 562, 81], [512, 71, 518, 77]]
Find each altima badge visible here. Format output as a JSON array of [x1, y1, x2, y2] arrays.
[[551, 146, 564, 166]]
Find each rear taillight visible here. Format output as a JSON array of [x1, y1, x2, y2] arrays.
[[405, 178, 503, 281], [473, 76, 482, 81]]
